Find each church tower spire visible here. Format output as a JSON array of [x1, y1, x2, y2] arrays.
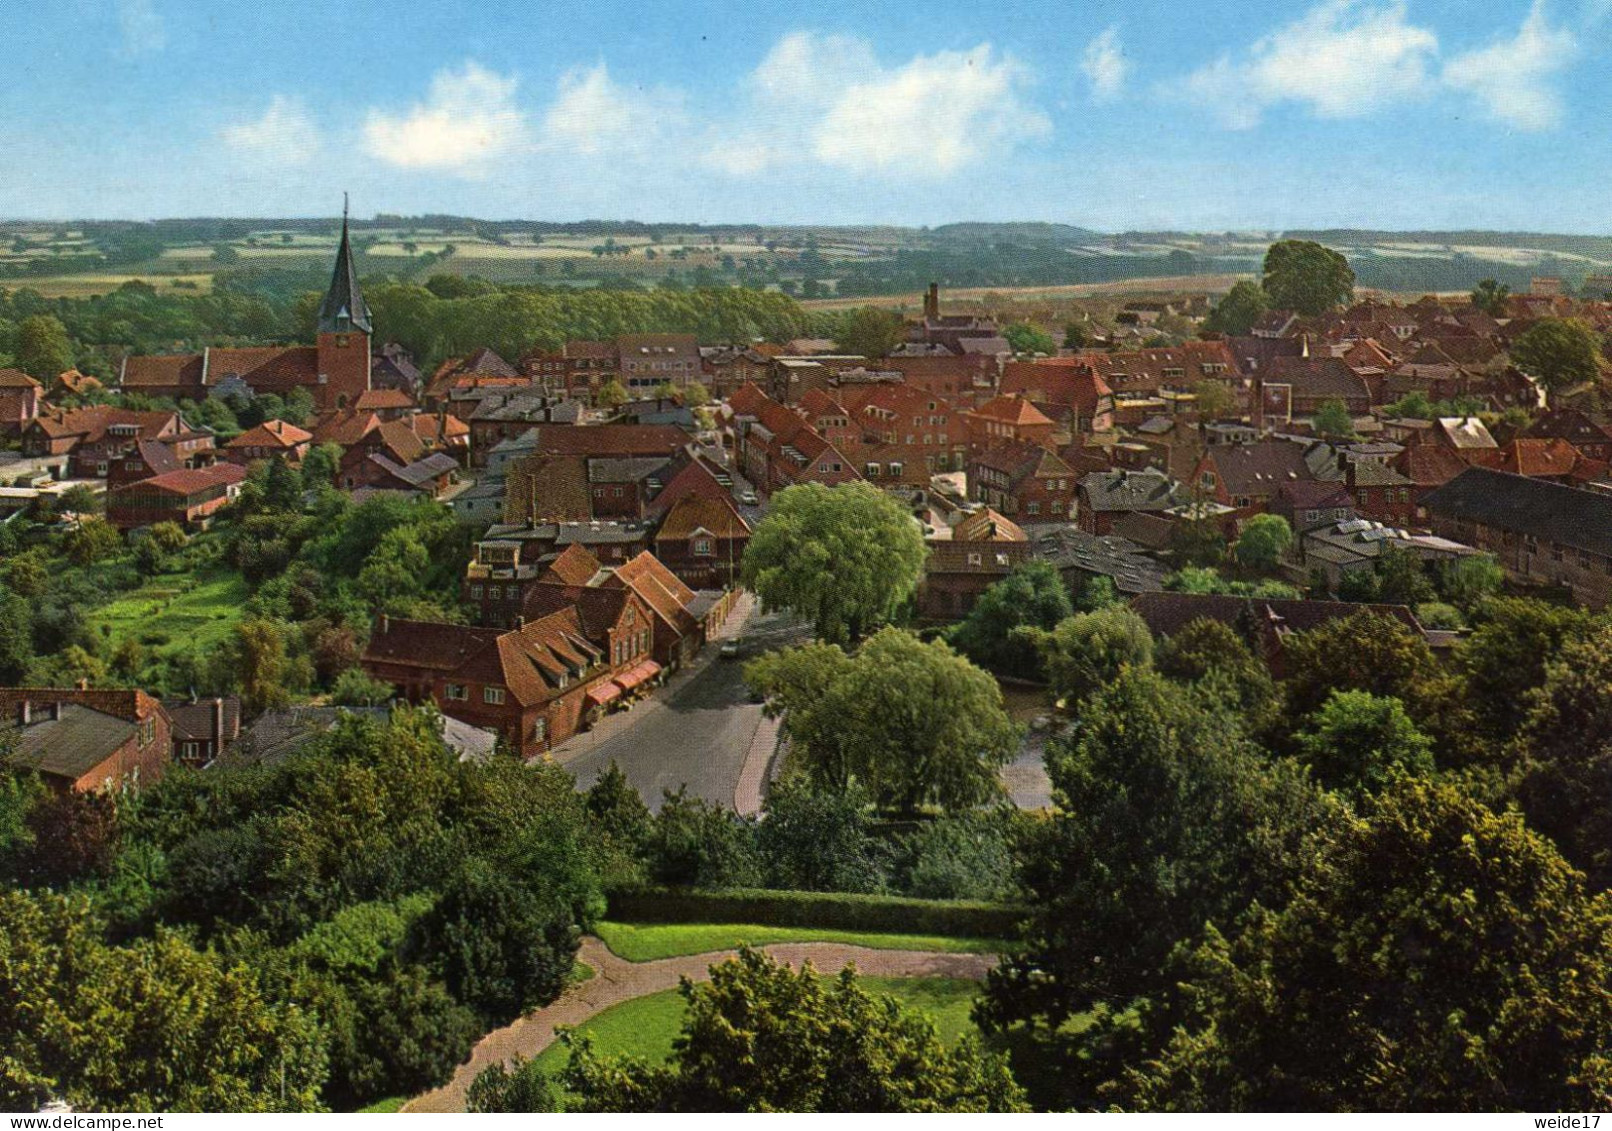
[[318, 194, 372, 335]]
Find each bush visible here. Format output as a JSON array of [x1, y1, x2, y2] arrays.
[[607, 887, 1026, 939]]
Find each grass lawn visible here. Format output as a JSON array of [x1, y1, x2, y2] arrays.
[[354, 1096, 406, 1113], [593, 921, 1004, 962], [530, 975, 984, 1081], [89, 565, 248, 659]]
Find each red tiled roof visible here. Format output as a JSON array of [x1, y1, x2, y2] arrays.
[[355, 388, 416, 410], [0, 368, 41, 388]]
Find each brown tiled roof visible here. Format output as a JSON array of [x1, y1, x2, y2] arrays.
[[1393, 443, 1469, 488], [522, 584, 633, 646], [609, 551, 700, 637], [310, 409, 381, 447], [543, 543, 604, 586], [1000, 361, 1113, 416], [355, 388, 416, 410], [1263, 356, 1372, 401], [121, 353, 205, 391], [655, 492, 749, 540], [1131, 592, 1423, 640], [971, 394, 1054, 427], [0, 368, 41, 388], [526, 424, 690, 459], [30, 406, 180, 444], [952, 508, 1026, 542], [1202, 439, 1324, 498], [1476, 438, 1593, 479], [226, 419, 313, 449], [115, 462, 246, 497], [507, 455, 592, 522], [373, 418, 428, 463], [970, 439, 1073, 481]]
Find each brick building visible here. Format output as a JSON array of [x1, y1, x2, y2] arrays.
[[0, 688, 172, 791]]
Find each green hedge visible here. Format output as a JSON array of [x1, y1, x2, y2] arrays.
[[608, 888, 1026, 940]]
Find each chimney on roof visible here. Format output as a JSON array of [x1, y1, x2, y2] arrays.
[[515, 615, 525, 629], [379, 613, 390, 634], [18, 700, 30, 725], [212, 698, 225, 746], [925, 282, 940, 322]]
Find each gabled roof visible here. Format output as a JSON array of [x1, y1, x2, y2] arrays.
[[1422, 467, 1612, 556], [114, 462, 246, 497], [970, 439, 1073, 481], [951, 508, 1026, 543], [1435, 416, 1497, 450], [354, 388, 416, 411], [0, 367, 41, 388], [368, 451, 458, 488], [2, 704, 137, 780], [120, 353, 205, 392], [655, 492, 749, 541], [607, 551, 701, 637], [1079, 468, 1188, 512], [1475, 438, 1589, 479], [1130, 592, 1424, 640], [1393, 442, 1469, 488], [1202, 439, 1328, 497], [971, 394, 1054, 427], [226, 418, 313, 450], [543, 543, 605, 586]]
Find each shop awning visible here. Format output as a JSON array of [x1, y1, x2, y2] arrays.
[[586, 682, 622, 707], [614, 660, 663, 692]]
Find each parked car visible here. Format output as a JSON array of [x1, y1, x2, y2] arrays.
[[720, 637, 743, 659], [739, 491, 759, 506]]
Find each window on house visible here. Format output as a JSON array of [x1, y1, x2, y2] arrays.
[[694, 538, 712, 555], [183, 741, 199, 758], [1027, 501, 1040, 515], [488, 586, 501, 600], [484, 687, 506, 705], [446, 684, 467, 701], [967, 552, 982, 566], [866, 463, 880, 477], [1552, 542, 1565, 562], [890, 462, 903, 477], [533, 718, 547, 742]]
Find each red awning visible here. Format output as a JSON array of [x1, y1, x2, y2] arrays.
[[586, 682, 622, 707], [614, 659, 663, 692]]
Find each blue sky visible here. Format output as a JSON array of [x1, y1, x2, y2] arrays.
[[5, 0, 1612, 230]]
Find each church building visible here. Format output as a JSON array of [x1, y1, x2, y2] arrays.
[[118, 207, 374, 412]]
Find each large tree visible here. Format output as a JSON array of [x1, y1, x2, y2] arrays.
[[946, 559, 1074, 679], [1203, 280, 1270, 336], [1023, 605, 1153, 709], [746, 628, 1020, 813], [981, 668, 1334, 1097], [0, 890, 327, 1112], [741, 482, 927, 645], [561, 947, 1028, 1112], [15, 314, 72, 380], [1510, 317, 1601, 392], [1232, 513, 1293, 572], [1261, 240, 1354, 316], [1293, 689, 1434, 797], [1515, 623, 1612, 888], [833, 306, 907, 359], [1119, 778, 1612, 1112]]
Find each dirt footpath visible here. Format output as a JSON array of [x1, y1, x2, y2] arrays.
[[403, 935, 995, 1113]]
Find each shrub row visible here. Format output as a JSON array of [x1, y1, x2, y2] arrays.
[[607, 887, 1027, 939]]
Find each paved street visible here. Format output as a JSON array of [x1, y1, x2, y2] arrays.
[[554, 600, 811, 812]]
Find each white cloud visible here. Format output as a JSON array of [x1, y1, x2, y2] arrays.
[[221, 96, 320, 166], [1182, 1, 1439, 128], [116, 0, 165, 55], [1443, 1, 1575, 130], [364, 62, 529, 174], [1082, 27, 1129, 102], [710, 33, 1049, 179], [539, 63, 683, 156]]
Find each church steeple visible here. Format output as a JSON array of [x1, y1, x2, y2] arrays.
[[318, 194, 372, 335]]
